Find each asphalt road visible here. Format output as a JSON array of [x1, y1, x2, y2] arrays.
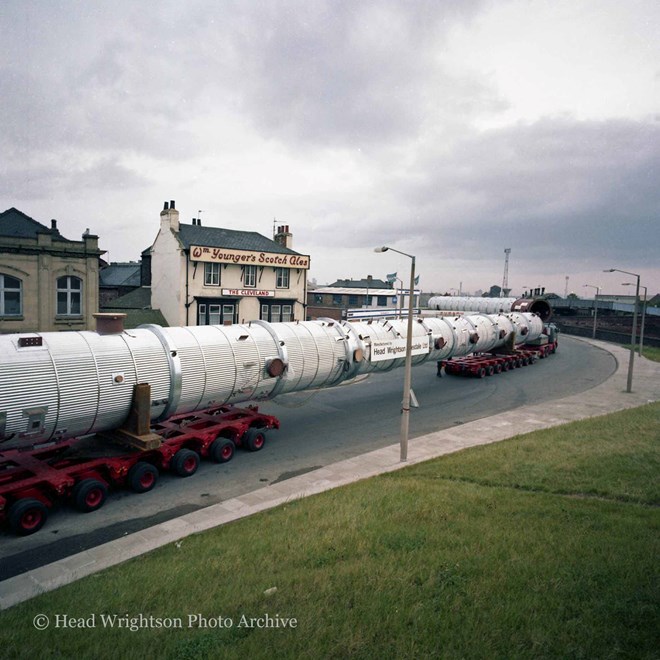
[[0, 336, 616, 580]]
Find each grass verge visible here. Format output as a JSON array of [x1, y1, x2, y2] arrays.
[[623, 344, 660, 363], [0, 404, 658, 659]]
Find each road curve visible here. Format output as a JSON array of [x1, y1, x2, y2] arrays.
[[0, 336, 615, 580]]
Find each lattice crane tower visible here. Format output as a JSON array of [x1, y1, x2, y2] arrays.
[[502, 248, 511, 297]]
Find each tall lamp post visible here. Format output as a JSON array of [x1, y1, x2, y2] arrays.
[[375, 246, 416, 461], [623, 282, 647, 357], [604, 268, 639, 393], [395, 277, 405, 319], [583, 284, 600, 339]]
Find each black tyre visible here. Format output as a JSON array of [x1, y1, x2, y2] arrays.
[[73, 478, 108, 513], [8, 498, 49, 535], [209, 438, 235, 463], [243, 427, 266, 452], [171, 448, 200, 477], [127, 461, 159, 493], [487, 366, 495, 376], [477, 368, 486, 379]]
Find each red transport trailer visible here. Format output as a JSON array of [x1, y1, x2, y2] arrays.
[[439, 326, 559, 378], [0, 404, 279, 535]]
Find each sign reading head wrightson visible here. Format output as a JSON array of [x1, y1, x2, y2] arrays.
[[190, 246, 310, 269], [370, 337, 430, 362]]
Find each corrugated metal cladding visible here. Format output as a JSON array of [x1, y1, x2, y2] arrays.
[[428, 295, 552, 322], [0, 312, 543, 450]]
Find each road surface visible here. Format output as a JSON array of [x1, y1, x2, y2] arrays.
[[0, 336, 615, 580]]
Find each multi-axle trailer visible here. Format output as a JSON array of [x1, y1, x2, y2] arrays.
[[0, 404, 278, 535], [0, 310, 554, 534]]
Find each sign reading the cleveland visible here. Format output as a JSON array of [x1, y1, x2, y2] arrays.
[[190, 246, 310, 269]]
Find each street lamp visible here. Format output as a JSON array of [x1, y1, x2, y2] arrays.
[[623, 282, 647, 357], [603, 268, 640, 392], [395, 277, 405, 319], [583, 284, 600, 339], [375, 246, 416, 461]]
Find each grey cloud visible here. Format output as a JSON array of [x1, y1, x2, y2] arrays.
[[297, 118, 660, 276]]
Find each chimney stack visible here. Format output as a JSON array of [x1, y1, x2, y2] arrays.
[[160, 199, 180, 232], [51, 219, 57, 230], [274, 224, 293, 249]]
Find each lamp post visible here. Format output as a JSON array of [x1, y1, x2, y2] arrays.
[[623, 282, 647, 357], [395, 277, 405, 319], [375, 246, 416, 461], [583, 284, 600, 339], [604, 268, 639, 393]]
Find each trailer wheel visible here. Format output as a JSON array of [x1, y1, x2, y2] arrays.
[[8, 498, 49, 535], [73, 479, 108, 513], [495, 363, 502, 374], [487, 366, 495, 376], [477, 368, 486, 379], [209, 438, 235, 463], [171, 448, 200, 477], [128, 462, 159, 493], [244, 427, 266, 452]]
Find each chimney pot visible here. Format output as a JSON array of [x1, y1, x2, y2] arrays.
[[163, 201, 169, 210], [170, 200, 176, 209], [51, 219, 57, 230]]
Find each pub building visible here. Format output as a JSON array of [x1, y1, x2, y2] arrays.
[[149, 201, 309, 327]]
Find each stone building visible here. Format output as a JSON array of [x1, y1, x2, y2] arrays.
[[0, 208, 103, 333]]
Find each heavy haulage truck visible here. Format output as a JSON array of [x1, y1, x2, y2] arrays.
[[0, 309, 555, 534]]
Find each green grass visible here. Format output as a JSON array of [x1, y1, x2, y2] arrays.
[[624, 345, 660, 363], [1, 404, 658, 659]]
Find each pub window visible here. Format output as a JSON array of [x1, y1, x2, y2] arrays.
[[198, 302, 235, 325], [0, 273, 22, 316], [209, 304, 222, 325], [332, 294, 342, 305], [244, 265, 257, 288], [57, 276, 82, 316], [261, 303, 294, 323], [197, 303, 207, 325], [348, 295, 358, 306], [377, 296, 388, 306], [204, 263, 220, 286], [276, 267, 290, 289]]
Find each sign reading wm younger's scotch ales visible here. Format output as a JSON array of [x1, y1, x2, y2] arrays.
[[190, 246, 310, 269]]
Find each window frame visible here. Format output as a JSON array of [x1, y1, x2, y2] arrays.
[[56, 275, 83, 317], [0, 273, 22, 317], [275, 267, 290, 289], [204, 262, 221, 286], [244, 265, 257, 288]]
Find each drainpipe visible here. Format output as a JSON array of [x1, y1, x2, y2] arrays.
[[185, 250, 190, 326]]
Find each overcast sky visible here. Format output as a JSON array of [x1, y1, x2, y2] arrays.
[[2, 0, 659, 296]]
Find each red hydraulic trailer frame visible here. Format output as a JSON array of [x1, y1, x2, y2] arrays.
[[0, 404, 279, 536], [439, 339, 558, 379]]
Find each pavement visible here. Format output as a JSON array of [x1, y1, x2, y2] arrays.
[[1, 337, 659, 610]]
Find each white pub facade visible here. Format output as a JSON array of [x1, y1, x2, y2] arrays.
[[151, 201, 309, 327]]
